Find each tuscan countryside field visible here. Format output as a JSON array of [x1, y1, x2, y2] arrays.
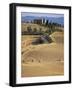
[[21, 12, 64, 77]]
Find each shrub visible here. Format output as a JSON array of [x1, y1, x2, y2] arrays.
[[27, 26, 32, 33], [33, 27, 37, 33]]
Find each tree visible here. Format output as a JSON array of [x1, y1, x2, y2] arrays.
[[27, 26, 32, 33], [33, 28, 37, 32], [39, 28, 42, 34], [45, 20, 48, 26]]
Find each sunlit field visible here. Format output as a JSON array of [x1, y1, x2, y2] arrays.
[[21, 23, 64, 77]]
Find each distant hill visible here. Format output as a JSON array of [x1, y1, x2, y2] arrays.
[[21, 16, 64, 26]]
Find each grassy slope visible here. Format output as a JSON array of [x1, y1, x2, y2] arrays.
[[21, 23, 64, 77]]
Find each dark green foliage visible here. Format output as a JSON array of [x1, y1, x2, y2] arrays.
[[32, 34, 53, 45], [45, 20, 48, 26], [33, 28, 37, 33], [27, 26, 32, 33], [39, 28, 42, 32]]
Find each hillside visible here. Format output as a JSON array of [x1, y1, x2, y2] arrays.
[[21, 22, 64, 77], [21, 23, 49, 32], [50, 31, 64, 43], [21, 23, 64, 35]]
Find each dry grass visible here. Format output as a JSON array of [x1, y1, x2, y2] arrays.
[[21, 23, 49, 32], [21, 62, 64, 77], [21, 24, 64, 77]]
